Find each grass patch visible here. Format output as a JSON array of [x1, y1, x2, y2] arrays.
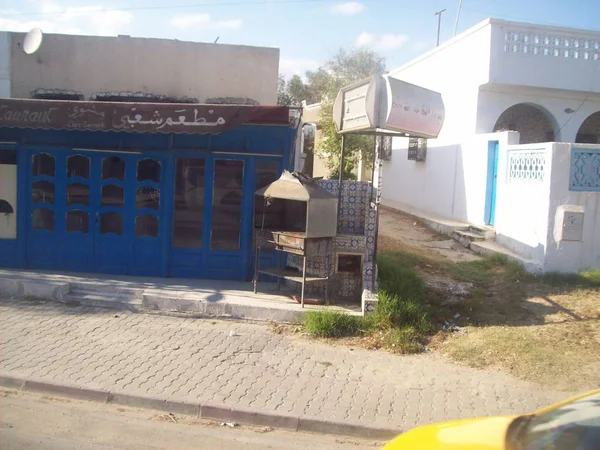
[[303, 250, 433, 353], [445, 322, 600, 391], [537, 269, 600, 289], [447, 254, 529, 286], [303, 311, 369, 338]]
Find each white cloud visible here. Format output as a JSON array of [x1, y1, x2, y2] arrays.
[[330, 2, 364, 15], [280, 57, 320, 78], [355, 32, 409, 51], [0, 1, 133, 36], [169, 13, 242, 30]]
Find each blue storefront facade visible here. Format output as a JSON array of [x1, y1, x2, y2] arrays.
[[0, 100, 295, 281]]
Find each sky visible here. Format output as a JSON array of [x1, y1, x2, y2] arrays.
[[1, 0, 599, 78]]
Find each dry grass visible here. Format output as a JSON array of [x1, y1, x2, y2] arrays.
[[376, 210, 600, 391], [441, 321, 600, 392]]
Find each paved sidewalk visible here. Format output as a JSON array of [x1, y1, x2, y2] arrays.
[[0, 301, 569, 431]]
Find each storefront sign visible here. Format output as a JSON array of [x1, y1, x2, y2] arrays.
[[0, 99, 290, 134]]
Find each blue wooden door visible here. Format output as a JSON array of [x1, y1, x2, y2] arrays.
[[204, 156, 250, 280], [484, 141, 499, 226], [28, 150, 65, 270], [27, 149, 166, 276]]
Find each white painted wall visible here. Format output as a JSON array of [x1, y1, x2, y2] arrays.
[[544, 143, 600, 272], [495, 142, 600, 273], [389, 20, 493, 142], [476, 85, 600, 143], [0, 164, 17, 239], [494, 143, 553, 267], [382, 131, 519, 225], [0, 32, 10, 98], [488, 21, 600, 94], [8, 32, 279, 104]]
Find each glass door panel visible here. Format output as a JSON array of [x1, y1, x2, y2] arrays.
[[210, 159, 244, 251], [172, 158, 205, 249]]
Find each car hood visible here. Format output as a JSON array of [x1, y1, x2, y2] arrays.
[[383, 416, 517, 450]]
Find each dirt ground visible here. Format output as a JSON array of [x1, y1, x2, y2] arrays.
[[377, 207, 600, 393], [378, 207, 480, 264]]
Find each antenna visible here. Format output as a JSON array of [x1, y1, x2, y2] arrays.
[[434, 9, 446, 46], [214, 36, 220, 44], [23, 28, 43, 55]]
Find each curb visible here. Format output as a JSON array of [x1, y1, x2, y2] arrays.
[[0, 374, 399, 440]]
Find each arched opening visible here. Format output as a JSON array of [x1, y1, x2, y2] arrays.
[[493, 103, 556, 144], [576, 111, 600, 144]]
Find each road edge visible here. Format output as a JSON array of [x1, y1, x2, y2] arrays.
[[0, 374, 399, 440]]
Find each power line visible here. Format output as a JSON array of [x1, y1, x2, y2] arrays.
[[0, 0, 365, 17]]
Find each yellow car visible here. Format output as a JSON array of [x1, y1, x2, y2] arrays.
[[384, 389, 600, 450]]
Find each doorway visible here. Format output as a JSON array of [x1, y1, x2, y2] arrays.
[[484, 141, 499, 226]]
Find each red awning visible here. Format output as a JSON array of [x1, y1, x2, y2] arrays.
[[0, 98, 290, 134]]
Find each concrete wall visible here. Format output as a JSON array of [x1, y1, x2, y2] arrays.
[[489, 20, 600, 94], [5, 32, 279, 105], [0, 33, 10, 97], [382, 131, 519, 226], [495, 142, 600, 272], [494, 143, 553, 266], [544, 143, 600, 272]]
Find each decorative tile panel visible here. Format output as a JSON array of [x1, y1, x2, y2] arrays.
[[507, 149, 546, 182], [570, 148, 600, 191], [504, 30, 600, 61], [316, 180, 372, 235]]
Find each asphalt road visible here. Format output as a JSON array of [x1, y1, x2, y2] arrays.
[[0, 390, 382, 450]]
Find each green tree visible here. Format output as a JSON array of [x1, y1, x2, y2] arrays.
[[308, 48, 385, 178], [277, 75, 292, 106]]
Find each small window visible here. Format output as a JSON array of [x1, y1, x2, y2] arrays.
[[337, 254, 362, 274], [136, 186, 160, 210], [0, 149, 17, 165], [102, 156, 125, 181], [67, 155, 90, 179], [100, 212, 123, 235], [32, 153, 55, 177], [31, 208, 54, 231], [135, 214, 159, 238], [66, 210, 89, 233], [67, 183, 89, 206], [137, 159, 161, 182], [101, 184, 124, 208], [31, 180, 55, 204]]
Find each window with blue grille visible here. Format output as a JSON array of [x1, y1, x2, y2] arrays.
[[570, 148, 600, 191]]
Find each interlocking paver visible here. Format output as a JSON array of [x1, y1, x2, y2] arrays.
[[0, 300, 571, 430]]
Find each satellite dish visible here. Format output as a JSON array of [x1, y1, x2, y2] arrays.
[[23, 28, 43, 55]]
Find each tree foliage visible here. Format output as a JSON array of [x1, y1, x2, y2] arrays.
[[278, 48, 386, 177]]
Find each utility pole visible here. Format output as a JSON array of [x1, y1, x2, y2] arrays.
[[434, 9, 446, 46], [453, 0, 463, 36]]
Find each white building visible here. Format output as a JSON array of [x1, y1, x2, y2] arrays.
[[382, 18, 600, 273]]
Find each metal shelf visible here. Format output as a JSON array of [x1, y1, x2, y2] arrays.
[[257, 268, 328, 283]]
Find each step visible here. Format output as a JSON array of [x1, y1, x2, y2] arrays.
[[470, 241, 542, 273], [63, 290, 142, 311], [468, 225, 496, 240], [0, 277, 70, 302], [70, 283, 144, 299]]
